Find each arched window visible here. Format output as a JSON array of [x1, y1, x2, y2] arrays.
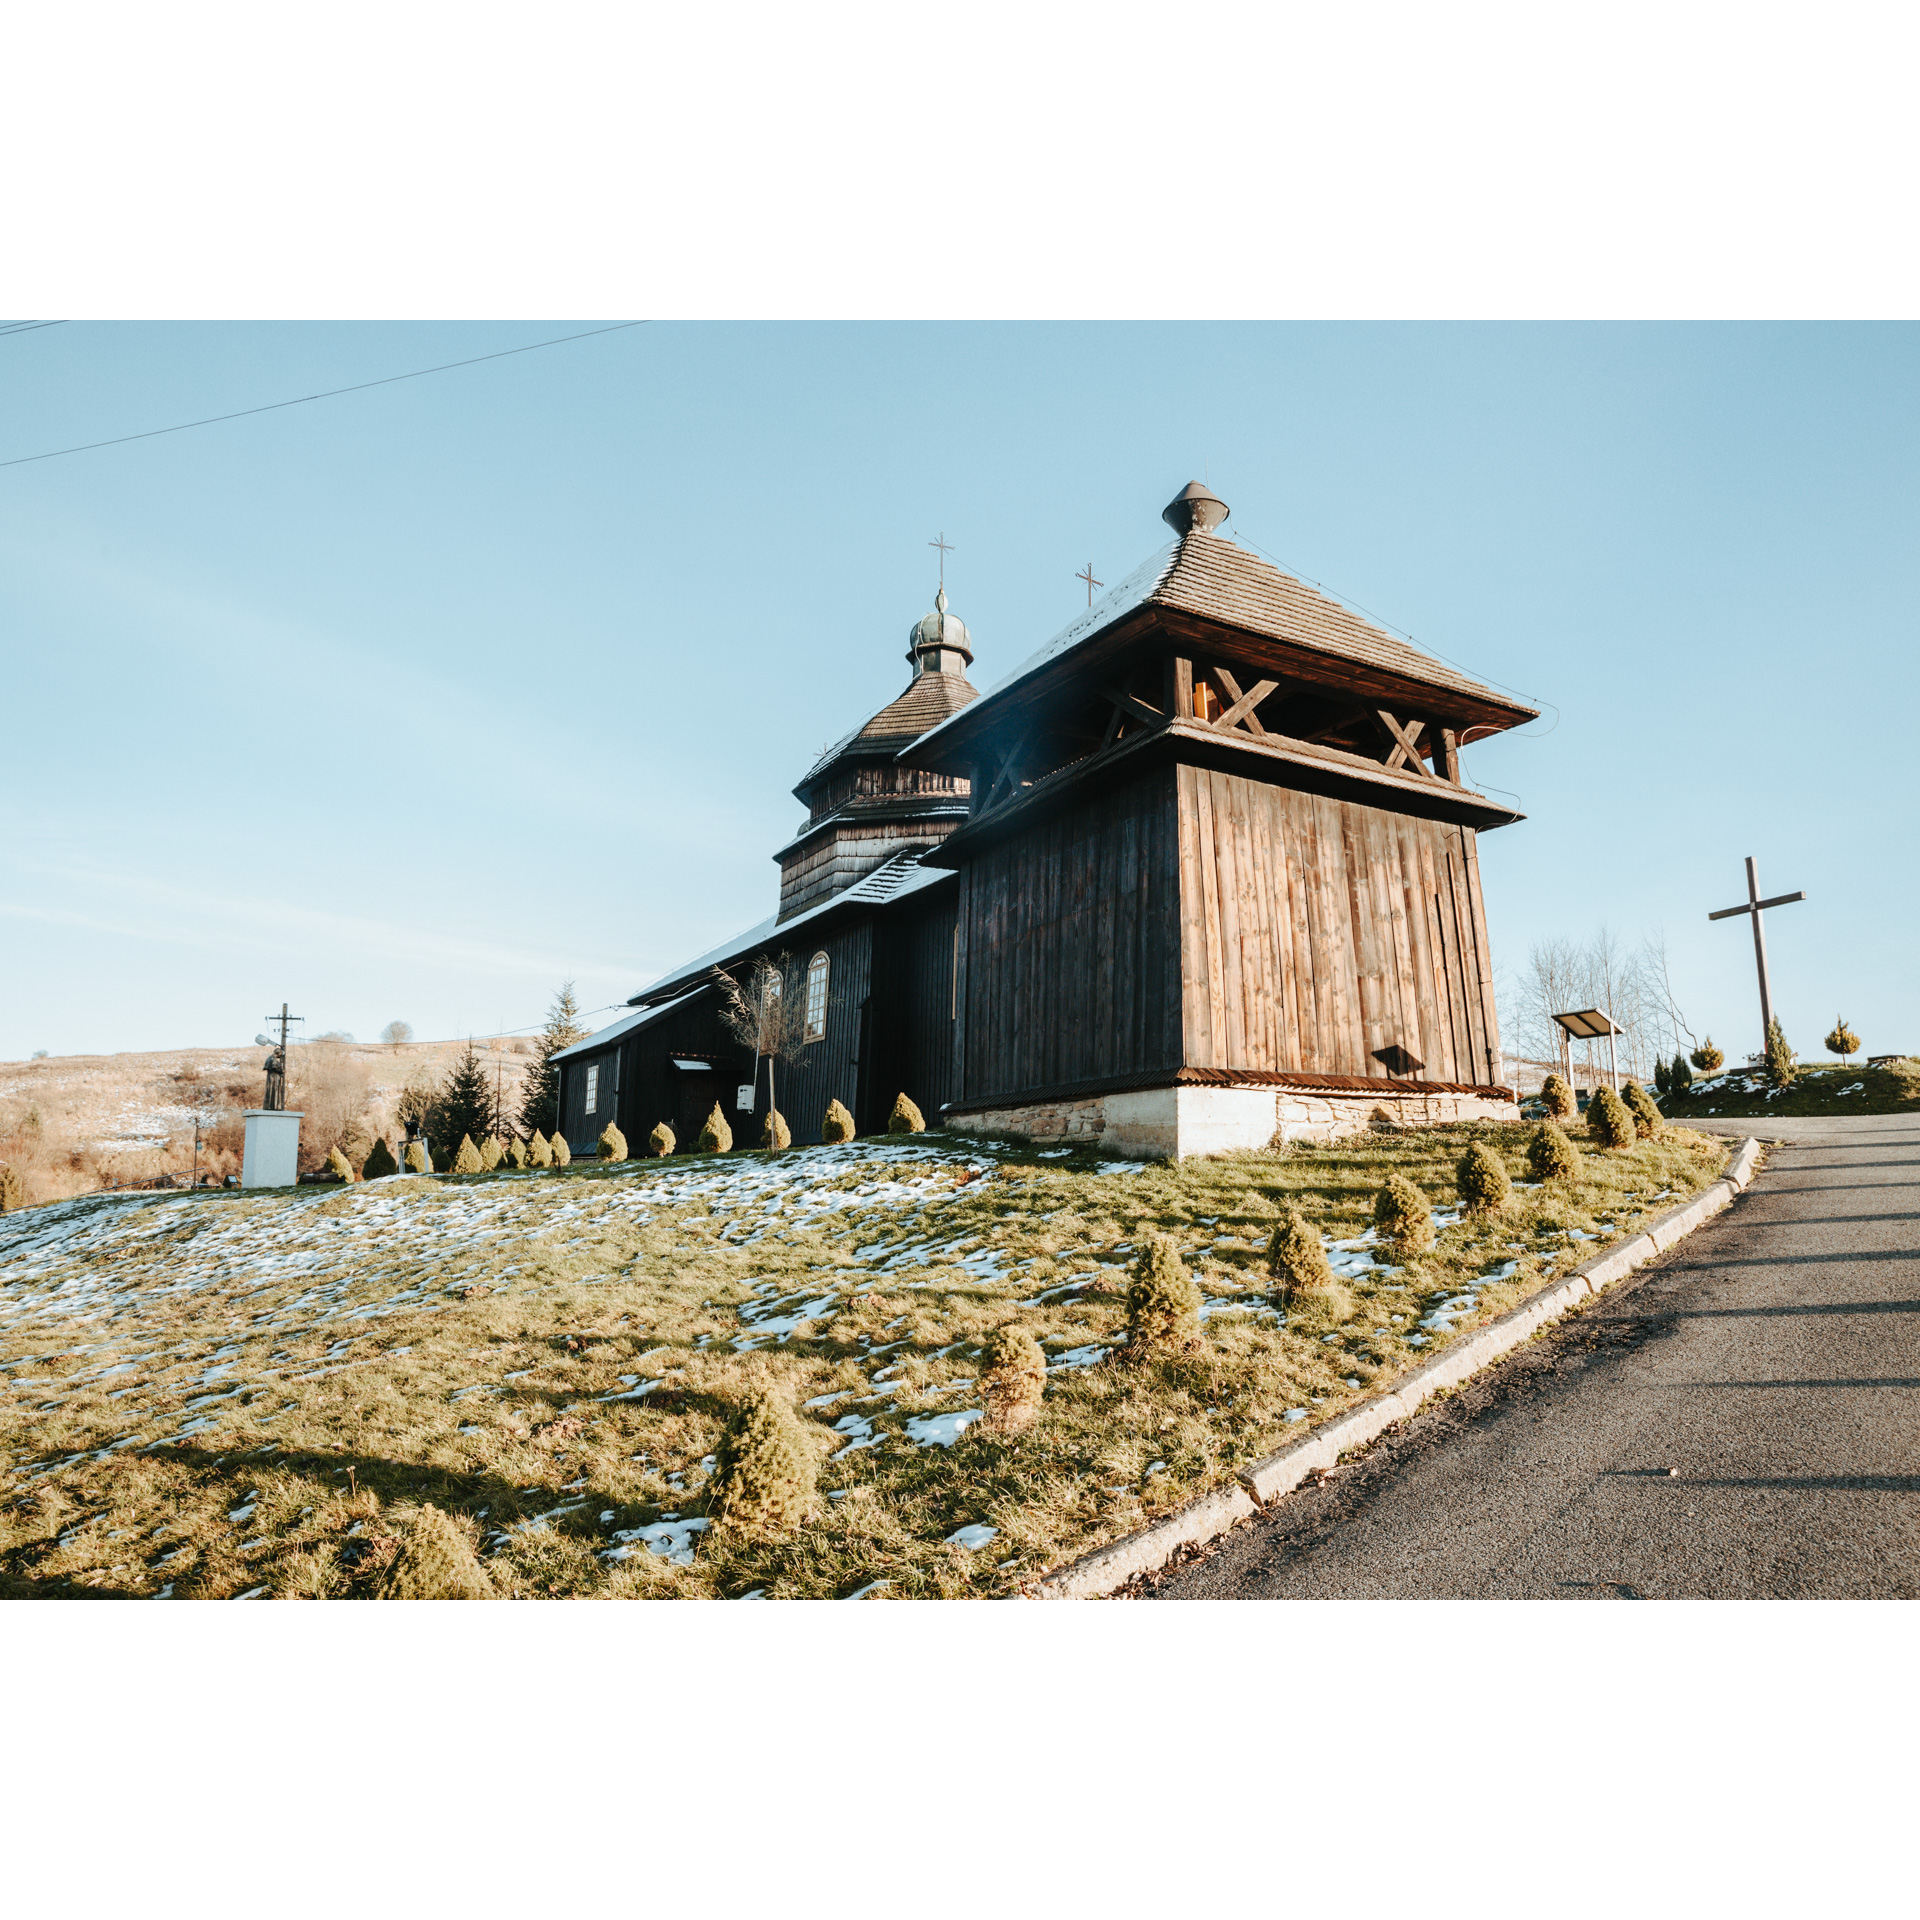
[[805, 951, 830, 1041]]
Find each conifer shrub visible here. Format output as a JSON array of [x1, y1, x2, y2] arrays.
[[1265, 1202, 1332, 1307], [760, 1108, 791, 1151], [977, 1325, 1047, 1437], [888, 1092, 926, 1134], [0, 1163, 22, 1213], [1825, 1016, 1861, 1066], [597, 1122, 628, 1162], [1691, 1037, 1724, 1074], [1586, 1087, 1635, 1150], [1125, 1234, 1201, 1358], [1373, 1173, 1434, 1252], [712, 1389, 817, 1536], [1670, 1052, 1693, 1099], [698, 1103, 733, 1153], [1540, 1073, 1576, 1120], [326, 1144, 356, 1184], [648, 1122, 675, 1157], [452, 1133, 483, 1175], [404, 1140, 430, 1175], [821, 1099, 855, 1144], [1763, 1017, 1797, 1090], [362, 1137, 398, 1180], [375, 1504, 494, 1600], [1653, 1057, 1671, 1098], [506, 1136, 528, 1170], [527, 1130, 553, 1169], [550, 1131, 572, 1167], [1623, 1083, 1662, 1137], [486, 1136, 509, 1171], [1527, 1121, 1581, 1181], [1456, 1139, 1511, 1212]]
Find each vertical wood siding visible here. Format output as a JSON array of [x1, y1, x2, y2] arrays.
[[955, 767, 1183, 1103], [1177, 764, 1502, 1085]]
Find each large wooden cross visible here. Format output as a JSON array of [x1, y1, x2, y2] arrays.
[[1708, 855, 1805, 1049]]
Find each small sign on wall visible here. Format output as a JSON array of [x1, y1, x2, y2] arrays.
[[736, 1084, 754, 1112]]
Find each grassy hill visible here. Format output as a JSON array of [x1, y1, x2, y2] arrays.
[[1666, 1058, 1917, 1121], [0, 1120, 1728, 1600]]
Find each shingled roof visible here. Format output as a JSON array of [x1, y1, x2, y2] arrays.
[[915, 528, 1533, 751], [799, 667, 977, 786]]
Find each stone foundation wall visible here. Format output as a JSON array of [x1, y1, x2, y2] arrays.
[[946, 1083, 1514, 1160]]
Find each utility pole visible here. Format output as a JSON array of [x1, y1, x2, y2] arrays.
[[1708, 857, 1806, 1052]]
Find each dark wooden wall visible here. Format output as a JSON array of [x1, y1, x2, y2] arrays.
[[1176, 764, 1501, 1085], [867, 889, 958, 1126], [953, 766, 1184, 1106]]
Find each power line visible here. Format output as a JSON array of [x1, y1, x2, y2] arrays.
[[0, 320, 67, 338], [0, 320, 648, 471]]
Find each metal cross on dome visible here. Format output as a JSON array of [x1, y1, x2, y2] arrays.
[[928, 532, 954, 587], [1076, 561, 1102, 607]]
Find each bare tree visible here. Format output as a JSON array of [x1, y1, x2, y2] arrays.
[[714, 953, 809, 1118], [380, 1020, 414, 1050]]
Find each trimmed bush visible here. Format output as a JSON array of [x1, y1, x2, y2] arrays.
[[1691, 1037, 1724, 1074], [551, 1131, 572, 1168], [760, 1108, 791, 1151], [403, 1140, 430, 1175], [648, 1122, 675, 1157], [451, 1134, 483, 1175], [1825, 1016, 1861, 1065], [479, 1136, 503, 1172], [821, 1099, 855, 1144], [1653, 1056, 1671, 1098], [698, 1103, 733, 1153], [1265, 1203, 1333, 1306], [1527, 1121, 1581, 1181], [888, 1092, 926, 1134], [1623, 1083, 1661, 1138], [325, 1144, 355, 1184], [1586, 1087, 1635, 1149], [375, 1505, 494, 1600], [0, 1162, 22, 1213], [1456, 1140, 1511, 1212], [1763, 1017, 1797, 1090], [505, 1136, 528, 1170], [1540, 1073, 1576, 1120], [1373, 1173, 1434, 1253], [527, 1130, 553, 1169], [1670, 1052, 1693, 1099], [712, 1390, 817, 1536], [978, 1325, 1047, 1437], [1126, 1234, 1201, 1357], [597, 1122, 628, 1162], [362, 1137, 398, 1180]]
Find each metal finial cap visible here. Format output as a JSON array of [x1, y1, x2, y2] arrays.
[[1162, 481, 1229, 536]]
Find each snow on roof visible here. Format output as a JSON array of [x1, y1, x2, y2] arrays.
[[549, 988, 710, 1063], [626, 851, 954, 1008]]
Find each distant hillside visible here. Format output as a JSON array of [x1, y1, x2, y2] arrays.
[[0, 1037, 535, 1208], [1667, 1058, 1917, 1120]]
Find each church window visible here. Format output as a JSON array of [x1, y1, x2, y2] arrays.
[[805, 952, 830, 1041], [585, 1065, 599, 1114]]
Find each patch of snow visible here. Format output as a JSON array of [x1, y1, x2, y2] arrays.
[[905, 1409, 982, 1448], [945, 1523, 999, 1550], [602, 1516, 709, 1566]]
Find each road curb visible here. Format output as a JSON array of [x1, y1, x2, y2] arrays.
[[1032, 1135, 1763, 1600]]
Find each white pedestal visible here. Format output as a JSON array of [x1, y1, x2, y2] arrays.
[[242, 1110, 304, 1188]]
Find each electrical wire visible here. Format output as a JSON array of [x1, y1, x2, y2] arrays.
[[0, 320, 67, 338], [0, 320, 649, 470]]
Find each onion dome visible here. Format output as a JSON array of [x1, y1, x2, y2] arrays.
[[1162, 480, 1230, 536], [906, 585, 975, 676]]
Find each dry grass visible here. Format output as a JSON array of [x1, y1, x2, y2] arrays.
[[0, 1121, 1726, 1601], [0, 1038, 533, 1206], [1671, 1059, 1918, 1120]]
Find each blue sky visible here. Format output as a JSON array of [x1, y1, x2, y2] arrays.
[[3, 322, 1913, 1064]]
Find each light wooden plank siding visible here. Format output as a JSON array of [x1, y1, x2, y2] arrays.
[[954, 768, 1182, 1105], [1177, 765, 1501, 1085]]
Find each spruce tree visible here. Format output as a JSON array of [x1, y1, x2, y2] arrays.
[[551, 1130, 572, 1168], [326, 1144, 356, 1184], [362, 1138, 398, 1180], [519, 982, 588, 1139], [1670, 1051, 1693, 1099], [527, 1130, 553, 1169], [1824, 1016, 1861, 1068], [888, 1092, 926, 1134], [429, 1044, 495, 1170], [1763, 1017, 1797, 1090], [648, 1122, 676, 1157], [451, 1134, 483, 1175], [1539, 1073, 1576, 1120], [1691, 1037, 1724, 1074], [821, 1099, 855, 1144], [597, 1122, 628, 1162], [1623, 1083, 1662, 1137]]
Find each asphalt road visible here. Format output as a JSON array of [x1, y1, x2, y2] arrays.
[[1145, 1114, 1920, 1600]]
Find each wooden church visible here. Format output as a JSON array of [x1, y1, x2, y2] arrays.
[[551, 483, 1534, 1159]]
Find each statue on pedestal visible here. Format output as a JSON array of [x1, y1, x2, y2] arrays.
[[263, 1045, 288, 1112]]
